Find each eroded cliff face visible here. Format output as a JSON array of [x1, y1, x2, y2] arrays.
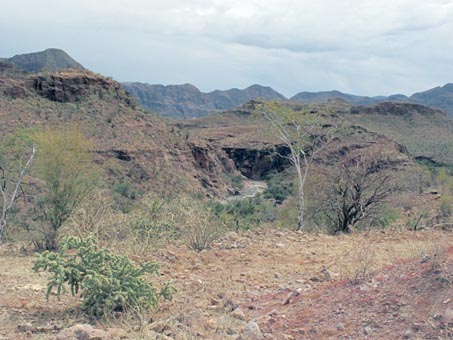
[[0, 69, 136, 107], [222, 145, 291, 179], [26, 72, 135, 107]]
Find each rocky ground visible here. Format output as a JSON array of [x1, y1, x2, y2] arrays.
[[0, 228, 452, 340]]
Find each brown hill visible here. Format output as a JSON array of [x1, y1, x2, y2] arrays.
[[0, 70, 235, 199]]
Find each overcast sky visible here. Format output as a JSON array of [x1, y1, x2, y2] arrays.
[[1, 0, 453, 97]]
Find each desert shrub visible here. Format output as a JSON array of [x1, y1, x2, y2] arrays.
[[30, 128, 98, 250], [33, 236, 174, 318], [128, 195, 222, 251], [129, 196, 177, 244], [439, 195, 453, 218], [263, 176, 294, 203], [350, 242, 376, 283], [372, 206, 400, 228], [172, 197, 221, 251], [230, 174, 244, 191], [210, 195, 277, 230]]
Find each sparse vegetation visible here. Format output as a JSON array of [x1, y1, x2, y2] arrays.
[[33, 235, 174, 318], [257, 101, 335, 231], [30, 128, 98, 250], [0, 133, 35, 241]]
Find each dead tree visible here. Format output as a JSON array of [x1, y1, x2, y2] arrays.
[[322, 156, 392, 233], [0, 145, 36, 241]]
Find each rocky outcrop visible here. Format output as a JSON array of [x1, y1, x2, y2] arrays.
[[350, 102, 446, 118], [223, 145, 291, 179], [26, 72, 135, 106], [56, 324, 111, 340]]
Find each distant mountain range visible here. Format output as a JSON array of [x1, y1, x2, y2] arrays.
[[123, 82, 453, 118], [121, 82, 285, 119], [2, 49, 453, 118]]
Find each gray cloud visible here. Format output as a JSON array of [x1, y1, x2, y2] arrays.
[[1, 0, 453, 97]]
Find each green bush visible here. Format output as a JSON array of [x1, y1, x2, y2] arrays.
[[33, 236, 174, 318], [373, 206, 400, 228], [210, 195, 277, 230], [230, 174, 244, 190], [439, 195, 452, 218]]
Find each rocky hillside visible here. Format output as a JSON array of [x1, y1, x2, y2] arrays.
[[411, 83, 453, 116], [180, 100, 413, 182], [0, 69, 238, 199], [121, 82, 285, 119], [290, 90, 386, 105], [2, 48, 85, 73], [125, 82, 453, 119], [291, 85, 453, 117], [344, 101, 453, 164]]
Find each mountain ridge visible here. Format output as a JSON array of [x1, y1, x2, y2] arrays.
[[2, 48, 85, 73], [2, 48, 453, 118], [121, 82, 285, 119]]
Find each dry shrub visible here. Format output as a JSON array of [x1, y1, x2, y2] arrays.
[[170, 197, 222, 251], [60, 191, 120, 239], [347, 241, 376, 283]]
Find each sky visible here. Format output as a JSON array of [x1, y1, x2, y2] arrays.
[[1, 0, 453, 97]]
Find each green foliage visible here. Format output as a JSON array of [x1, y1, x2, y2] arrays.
[[210, 194, 277, 230], [33, 236, 174, 318], [230, 174, 244, 190], [372, 206, 400, 228], [129, 196, 175, 242], [263, 174, 294, 203], [31, 128, 99, 249], [130, 195, 222, 251], [439, 195, 452, 218]]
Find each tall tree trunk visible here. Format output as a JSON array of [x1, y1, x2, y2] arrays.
[[296, 166, 305, 231], [0, 219, 6, 242]]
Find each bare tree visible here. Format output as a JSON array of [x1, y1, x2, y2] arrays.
[[320, 156, 393, 233], [258, 102, 334, 231], [0, 145, 36, 241]]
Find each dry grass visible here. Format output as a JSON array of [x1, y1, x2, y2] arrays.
[[1, 228, 452, 339]]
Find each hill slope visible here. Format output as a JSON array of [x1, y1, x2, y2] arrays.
[[0, 69, 236, 200], [121, 82, 285, 119], [290, 90, 389, 105], [4, 48, 85, 73], [411, 83, 453, 116]]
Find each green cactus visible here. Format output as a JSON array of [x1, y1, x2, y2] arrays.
[[33, 235, 174, 318]]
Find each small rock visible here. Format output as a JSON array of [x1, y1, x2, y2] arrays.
[[209, 297, 220, 306], [231, 308, 247, 321], [56, 324, 111, 340], [421, 255, 431, 263], [204, 318, 217, 330], [336, 322, 345, 331], [107, 328, 129, 339], [242, 321, 264, 340], [282, 289, 300, 305], [403, 329, 412, 339], [17, 322, 35, 333], [445, 307, 453, 323], [321, 266, 332, 281], [149, 321, 171, 333], [363, 326, 373, 335]]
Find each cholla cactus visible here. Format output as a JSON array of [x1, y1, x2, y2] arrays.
[[33, 235, 174, 318]]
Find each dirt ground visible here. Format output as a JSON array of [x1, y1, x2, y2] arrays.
[[1, 228, 452, 339]]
